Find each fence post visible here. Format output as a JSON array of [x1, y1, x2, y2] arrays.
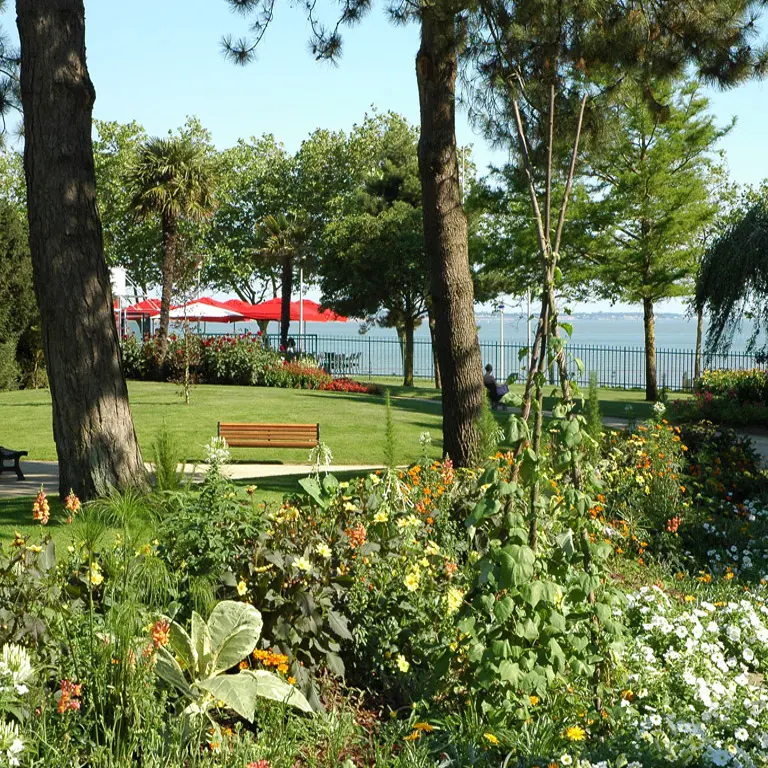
[[368, 337, 372, 380]]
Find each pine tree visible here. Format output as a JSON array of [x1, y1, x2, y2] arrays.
[[587, 79, 728, 400]]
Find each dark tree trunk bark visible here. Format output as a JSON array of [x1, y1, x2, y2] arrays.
[[156, 211, 178, 362], [643, 297, 658, 401], [17, 0, 146, 499], [280, 255, 293, 349], [428, 309, 442, 390], [694, 305, 704, 382], [403, 315, 415, 387], [416, 10, 482, 466]]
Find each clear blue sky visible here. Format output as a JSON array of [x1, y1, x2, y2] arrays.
[[4, 1, 768, 310]]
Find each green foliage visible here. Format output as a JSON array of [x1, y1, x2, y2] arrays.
[[586, 80, 727, 310], [152, 422, 184, 492], [384, 389, 396, 468], [474, 396, 504, 464], [457, 464, 625, 724], [319, 113, 429, 385], [697, 183, 768, 357], [0, 195, 42, 391], [583, 371, 603, 461], [155, 599, 312, 728]]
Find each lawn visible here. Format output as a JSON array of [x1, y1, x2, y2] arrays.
[[0, 381, 445, 465], [0, 379, 662, 465]]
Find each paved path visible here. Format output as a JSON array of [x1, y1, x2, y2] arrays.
[[0, 461, 383, 499], [4, 421, 768, 500]]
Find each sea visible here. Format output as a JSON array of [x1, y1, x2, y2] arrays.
[[163, 312, 755, 352]]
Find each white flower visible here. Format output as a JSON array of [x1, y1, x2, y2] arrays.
[[735, 727, 749, 742], [315, 542, 332, 559], [652, 401, 666, 416], [204, 436, 230, 465], [743, 647, 755, 663], [560, 755, 573, 766], [726, 625, 742, 642], [0, 644, 33, 691], [293, 556, 312, 573]]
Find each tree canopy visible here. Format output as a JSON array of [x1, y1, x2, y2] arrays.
[[697, 184, 768, 358]]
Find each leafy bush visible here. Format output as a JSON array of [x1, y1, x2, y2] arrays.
[[695, 367, 768, 404], [119, 332, 380, 394]]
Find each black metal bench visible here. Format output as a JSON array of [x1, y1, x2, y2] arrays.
[[0, 446, 27, 480]]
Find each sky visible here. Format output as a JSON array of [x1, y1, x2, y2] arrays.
[[5, 1, 768, 312]]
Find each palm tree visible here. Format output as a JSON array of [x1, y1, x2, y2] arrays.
[[129, 136, 217, 361], [256, 212, 311, 349]]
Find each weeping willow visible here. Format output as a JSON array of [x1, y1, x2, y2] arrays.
[[697, 198, 768, 360]]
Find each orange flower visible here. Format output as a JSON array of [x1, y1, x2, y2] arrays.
[[64, 489, 81, 523], [32, 487, 50, 525], [151, 619, 171, 648]]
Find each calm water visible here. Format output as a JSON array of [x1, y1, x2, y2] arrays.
[[171, 312, 753, 352]]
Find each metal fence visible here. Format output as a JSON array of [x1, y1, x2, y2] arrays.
[[257, 334, 760, 391]]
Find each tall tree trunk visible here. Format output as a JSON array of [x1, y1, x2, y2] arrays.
[[17, 0, 146, 499], [403, 315, 415, 387], [156, 212, 178, 362], [428, 308, 442, 390], [416, 10, 482, 467], [280, 255, 293, 349], [694, 305, 704, 382], [643, 297, 658, 401]]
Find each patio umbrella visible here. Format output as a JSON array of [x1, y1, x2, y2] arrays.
[[123, 298, 161, 320], [248, 298, 347, 323], [150, 297, 246, 322]]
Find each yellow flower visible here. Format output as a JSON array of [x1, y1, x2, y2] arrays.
[[404, 569, 421, 592], [446, 586, 464, 615], [424, 540, 440, 555], [483, 732, 500, 745], [315, 542, 332, 559], [404, 731, 421, 741], [564, 725, 586, 742], [373, 509, 389, 523], [89, 562, 104, 586], [684, 594, 696, 603], [413, 722, 434, 732], [370, 474, 382, 486], [396, 654, 410, 673], [419, 557, 430, 569], [529, 695, 540, 706], [237, 580, 248, 596], [343, 502, 357, 512]]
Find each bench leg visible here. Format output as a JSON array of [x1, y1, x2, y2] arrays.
[[14, 458, 24, 481]]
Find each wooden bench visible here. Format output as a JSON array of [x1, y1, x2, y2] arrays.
[[217, 423, 320, 450], [0, 446, 27, 480]]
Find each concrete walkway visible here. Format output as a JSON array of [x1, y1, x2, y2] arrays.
[[3, 421, 768, 500], [0, 461, 384, 499]]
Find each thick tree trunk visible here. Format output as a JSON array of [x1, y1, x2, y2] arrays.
[[643, 297, 658, 401], [17, 0, 146, 499], [694, 305, 703, 382], [403, 315, 415, 387], [428, 310, 442, 390], [416, 10, 482, 466], [280, 255, 293, 349], [156, 212, 178, 362]]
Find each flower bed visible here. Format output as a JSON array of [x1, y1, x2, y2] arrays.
[[5, 411, 768, 766], [119, 332, 380, 394], [672, 368, 768, 427]]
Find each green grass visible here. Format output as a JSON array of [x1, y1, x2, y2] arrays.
[[0, 381, 444, 466]]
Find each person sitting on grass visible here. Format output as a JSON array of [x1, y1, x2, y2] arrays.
[[483, 364, 509, 404]]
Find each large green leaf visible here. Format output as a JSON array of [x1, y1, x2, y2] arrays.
[[191, 611, 212, 677], [327, 610, 353, 641], [199, 669, 313, 719], [167, 618, 196, 673], [207, 601, 263, 674], [154, 646, 193, 697]]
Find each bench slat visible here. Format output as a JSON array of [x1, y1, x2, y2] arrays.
[[218, 422, 320, 449]]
